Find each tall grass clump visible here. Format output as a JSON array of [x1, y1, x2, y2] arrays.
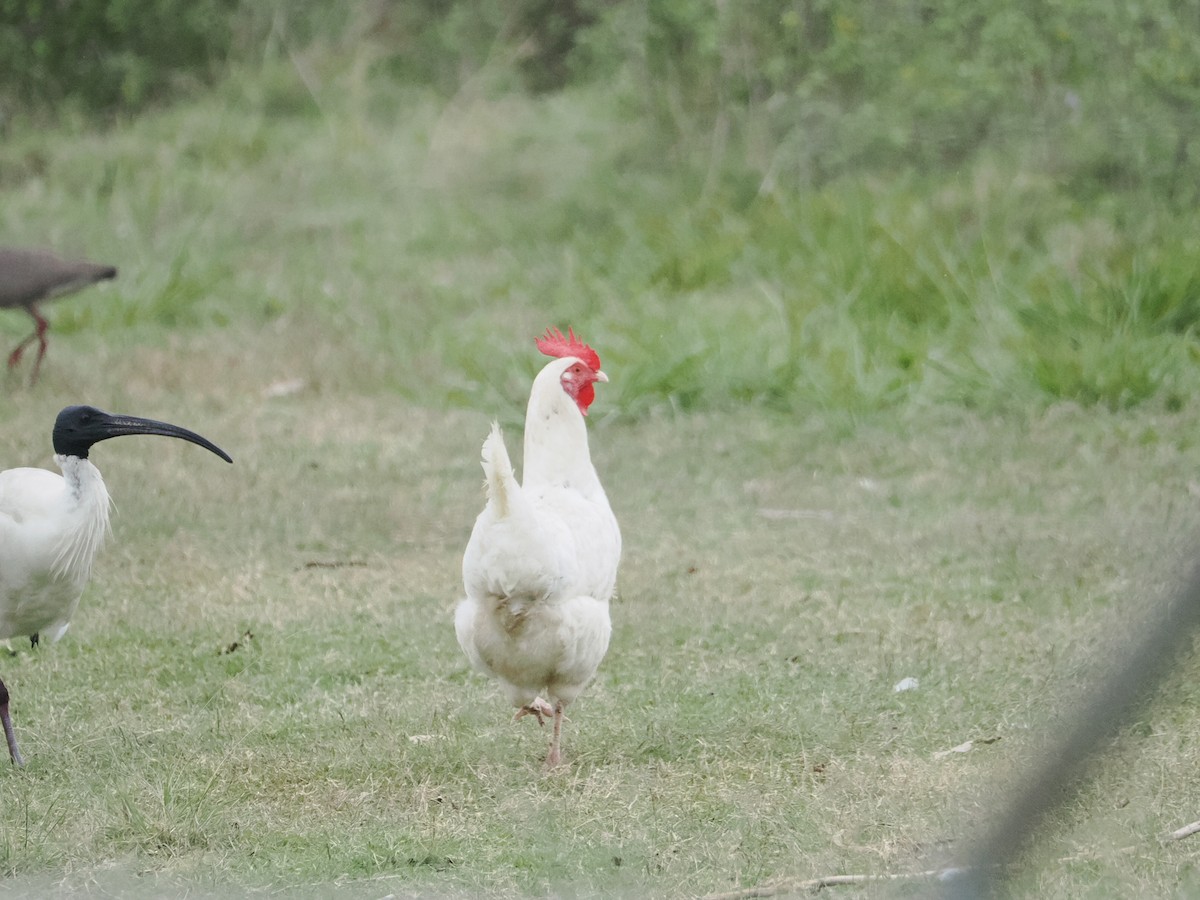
[[0, 0, 240, 113], [575, 0, 1200, 198]]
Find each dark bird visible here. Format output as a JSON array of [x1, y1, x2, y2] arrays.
[[0, 405, 233, 765], [0, 248, 118, 383]]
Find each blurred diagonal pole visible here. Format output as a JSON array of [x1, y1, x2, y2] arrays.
[[941, 557, 1200, 899]]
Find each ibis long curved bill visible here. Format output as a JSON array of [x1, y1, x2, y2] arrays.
[[51, 406, 233, 463]]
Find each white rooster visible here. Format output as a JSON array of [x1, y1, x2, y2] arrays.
[[457, 327, 621, 769]]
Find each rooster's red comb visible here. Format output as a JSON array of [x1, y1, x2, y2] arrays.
[[535, 326, 601, 371]]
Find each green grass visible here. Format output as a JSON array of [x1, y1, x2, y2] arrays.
[[2, 61, 1200, 897], [4, 62, 1200, 418], [2, 396, 1199, 898]]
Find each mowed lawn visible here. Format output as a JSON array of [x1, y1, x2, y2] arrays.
[[2, 370, 1199, 897], [2, 83, 1200, 897]]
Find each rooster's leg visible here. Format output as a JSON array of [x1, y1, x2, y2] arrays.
[[544, 699, 566, 769], [513, 697, 554, 726]]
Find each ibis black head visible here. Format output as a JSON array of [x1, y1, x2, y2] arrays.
[[52, 405, 233, 463]]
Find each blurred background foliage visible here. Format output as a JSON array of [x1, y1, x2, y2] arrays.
[[3, 0, 1197, 197], [2, 0, 1199, 415]]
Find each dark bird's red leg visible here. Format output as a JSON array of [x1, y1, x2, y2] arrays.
[[0, 677, 25, 767], [7, 305, 50, 383], [6, 332, 34, 368], [29, 308, 50, 384]]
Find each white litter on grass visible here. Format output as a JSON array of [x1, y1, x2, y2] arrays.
[[893, 676, 920, 692], [408, 734, 437, 744], [933, 740, 975, 759], [757, 508, 837, 521], [262, 378, 307, 399]]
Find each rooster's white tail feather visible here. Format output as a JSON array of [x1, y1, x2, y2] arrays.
[[481, 422, 516, 518]]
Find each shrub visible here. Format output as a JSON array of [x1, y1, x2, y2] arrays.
[[0, 0, 240, 112], [569, 0, 1200, 196]]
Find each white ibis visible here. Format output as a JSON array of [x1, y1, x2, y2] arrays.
[[0, 248, 118, 383], [0, 405, 233, 765]]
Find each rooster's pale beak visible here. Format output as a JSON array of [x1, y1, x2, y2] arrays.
[[595, 371, 609, 383]]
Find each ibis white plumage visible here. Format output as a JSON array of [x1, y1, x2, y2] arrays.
[[0, 405, 232, 766]]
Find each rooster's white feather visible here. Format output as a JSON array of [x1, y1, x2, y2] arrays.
[[458, 350, 621, 767]]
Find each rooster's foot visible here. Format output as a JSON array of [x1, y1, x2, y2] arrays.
[[514, 698, 555, 726]]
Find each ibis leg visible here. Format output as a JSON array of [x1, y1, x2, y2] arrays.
[[0, 677, 25, 768]]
